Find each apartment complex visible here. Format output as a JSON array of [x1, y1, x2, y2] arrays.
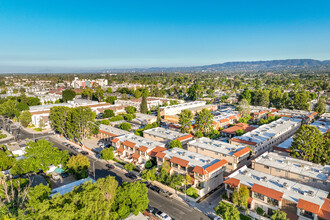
[[132, 113, 157, 126], [111, 134, 166, 165], [71, 77, 108, 88], [143, 127, 193, 146], [221, 123, 256, 137], [212, 111, 241, 130], [224, 166, 330, 220], [230, 117, 302, 156], [252, 152, 330, 191], [187, 137, 251, 171], [310, 119, 330, 134], [155, 147, 228, 197]]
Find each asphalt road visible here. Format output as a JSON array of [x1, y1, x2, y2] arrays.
[[49, 136, 210, 220]]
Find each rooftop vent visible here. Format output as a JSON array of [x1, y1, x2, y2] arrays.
[[307, 190, 315, 197], [283, 182, 289, 189], [261, 176, 268, 182]]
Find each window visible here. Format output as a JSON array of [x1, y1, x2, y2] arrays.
[[228, 162, 232, 166], [264, 165, 269, 169], [275, 168, 281, 172], [254, 192, 264, 201], [267, 197, 279, 207], [299, 209, 314, 219]]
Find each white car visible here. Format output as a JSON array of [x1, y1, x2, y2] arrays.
[[156, 211, 172, 220]]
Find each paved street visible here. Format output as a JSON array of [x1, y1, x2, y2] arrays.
[[49, 137, 210, 220]]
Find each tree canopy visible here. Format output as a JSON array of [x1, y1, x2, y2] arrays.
[[62, 89, 76, 102]]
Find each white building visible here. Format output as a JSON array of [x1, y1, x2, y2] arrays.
[[230, 117, 302, 156], [160, 101, 206, 116]]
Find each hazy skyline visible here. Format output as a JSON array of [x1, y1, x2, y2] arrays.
[[1, 0, 330, 72]]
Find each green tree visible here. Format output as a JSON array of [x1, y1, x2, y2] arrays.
[[62, 89, 76, 102], [293, 92, 309, 110], [10, 139, 69, 175], [105, 96, 117, 104], [125, 106, 136, 114], [118, 122, 131, 131], [100, 147, 114, 160], [67, 154, 90, 179], [195, 130, 203, 138], [0, 151, 15, 171], [236, 99, 250, 117], [106, 87, 113, 93], [103, 109, 115, 118], [124, 114, 134, 121], [157, 107, 161, 126], [187, 83, 202, 100], [16, 102, 29, 111], [100, 119, 110, 125], [26, 184, 51, 212], [112, 181, 149, 219], [214, 201, 240, 220], [19, 110, 32, 127], [0, 100, 19, 118], [49, 106, 71, 137], [168, 139, 182, 149], [124, 163, 135, 173], [186, 187, 199, 198], [195, 108, 213, 135], [82, 88, 94, 100], [271, 210, 288, 220], [240, 89, 252, 104], [290, 125, 329, 164], [178, 109, 193, 133], [141, 168, 157, 181], [27, 97, 41, 106], [235, 129, 245, 136], [94, 86, 105, 102], [140, 96, 148, 114], [314, 98, 326, 114]]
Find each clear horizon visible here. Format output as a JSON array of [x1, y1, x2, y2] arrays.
[[1, 0, 330, 72]]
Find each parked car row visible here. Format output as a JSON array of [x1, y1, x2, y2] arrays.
[[147, 206, 172, 220], [62, 142, 88, 155], [144, 182, 174, 199]]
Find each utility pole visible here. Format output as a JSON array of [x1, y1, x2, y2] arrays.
[[92, 160, 96, 180]]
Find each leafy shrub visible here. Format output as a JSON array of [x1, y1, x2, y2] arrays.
[[33, 128, 43, 132], [100, 119, 110, 125], [145, 160, 154, 169], [186, 187, 199, 199], [256, 207, 264, 215], [110, 115, 124, 122]]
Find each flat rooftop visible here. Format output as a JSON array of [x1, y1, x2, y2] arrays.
[[276, 137, 293, 150], [99, 124, 130, 136], [143, 127, 188, 141], [188, 137, 247, 156], [233, 117, 302, 144], [228, 166, 329, 206], [163, 147, 221, 169], [310, 119, 330, 134], [254, 152, 330, 182], [160, 101, 205, 110]]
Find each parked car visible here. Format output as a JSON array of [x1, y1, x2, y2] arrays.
[[149, 185, 161, 193], [156, 211, 172, 220], [207, 213, 223, 220], [61, 172, 69, 178], [106, 164, 115, 169], [159, 189, 174, 198], [75, 148, 82, 153], [143, 181, 151, 188], [81, 151, 89, 155], [125, 173, 137, 180]]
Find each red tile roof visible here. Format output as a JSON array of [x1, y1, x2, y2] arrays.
[[231, 138, 257, 146], [260, 110, 268, 114], [205, 159, 228, 173], [138, 146, 148, 152], [319, 198, 330, 219], [219, 118, 230, 123], [170, 156, 189, 167], [99, 130, 118, 137], [148, 146, 167, 157], [177, 134, 194, 141], [311, 112, 318, 116], [248, 197, 253, 204], [251, 184, 283, 201], [223, 178, 240, 187], [297, 199, 320, 214], [117, 147, 124, 154], [155, 151, 166, 159], [123, 140, 136, 148], [221, 125, 255, 135], [111, 138, 119, 143], [132, 153, 140, 159], [233, 147, 251, 157], [228, 115, 236, 120], [192, 166, 207, 175]]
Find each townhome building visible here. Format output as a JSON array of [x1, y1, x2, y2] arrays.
[[224, 166, 330, 220], [116, 97, 182, 112], [252, 152, 330, 191], [155, 147, 228, 197], [221, 123, 256, 137], [187, 137, 251, 171], [143, 127, 193, 147], [132, 113, 157, 126], [111, 134, 166, 166], [212, 111, 241, 130], [229, 117, 302, 156], [310, 118, 330, 134], [95, 124, 130, 143]]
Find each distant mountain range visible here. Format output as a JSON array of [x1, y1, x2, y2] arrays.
[[103, 59, 330, 73]]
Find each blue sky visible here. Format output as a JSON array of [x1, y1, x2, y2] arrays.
[[0, 0, 330, 72]]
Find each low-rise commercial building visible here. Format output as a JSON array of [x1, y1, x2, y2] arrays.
[[224, 166, 330, 220], [155, 147, 228, 197], [252, 152, 330, 191], [230, 117, 302, 156], [187, 137, 251, 171]]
